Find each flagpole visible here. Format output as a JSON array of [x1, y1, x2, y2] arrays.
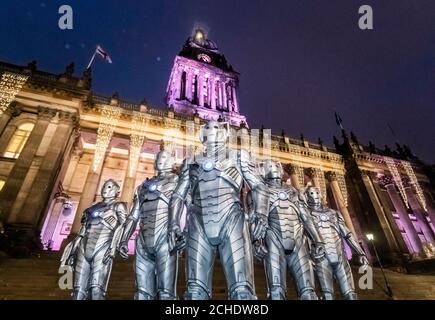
[[86, 50, 97, 70]]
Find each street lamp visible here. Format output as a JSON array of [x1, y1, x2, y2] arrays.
[[366, 233, 394, 299]]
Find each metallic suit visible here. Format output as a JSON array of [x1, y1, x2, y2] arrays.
[[305, 186, 369, 300], [259, 160, 323, 300], [118, 149, 179, 300], [168, 121, 269, 300], [60, 179, 127, 300]]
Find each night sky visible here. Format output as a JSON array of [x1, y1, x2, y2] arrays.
[[0, 1, 434, 162]]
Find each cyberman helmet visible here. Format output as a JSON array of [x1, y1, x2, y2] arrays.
[[199, 121, 229, 146], [101, 179, 121, 199], [305, 186, 322, 209], [261, 159, 283, 180], [154, 149, 175, 173]]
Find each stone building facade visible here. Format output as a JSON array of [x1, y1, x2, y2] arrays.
[[0, 30, 434, 267]]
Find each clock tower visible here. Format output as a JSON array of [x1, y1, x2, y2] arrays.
[[165, 28, 247, 126]]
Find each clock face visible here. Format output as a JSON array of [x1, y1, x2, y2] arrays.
[[197, 53, 211, 63]]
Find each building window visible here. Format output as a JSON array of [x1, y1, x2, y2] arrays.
[[0, 180, 5, 192], [180, 71, 186, 100], [4, 122, 35, 159]]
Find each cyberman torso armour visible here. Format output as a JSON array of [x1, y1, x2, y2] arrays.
[[170, 149, 269, 300], [263, 183, 319, 300], [310, 208, 346, 263], [119, 173, 179, 300]]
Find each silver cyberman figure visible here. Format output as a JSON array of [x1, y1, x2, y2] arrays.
[[168, 120, 269, 300], [118, 148, 179, 300], [305, 186, 369, 300], [259, 160, 324, 300], [60, 179, 127, 299]]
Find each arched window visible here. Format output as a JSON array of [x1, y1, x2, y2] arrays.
[[4, 122, 35, 159]]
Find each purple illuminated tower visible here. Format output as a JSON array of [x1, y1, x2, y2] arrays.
[[165, 28, 247, 127]]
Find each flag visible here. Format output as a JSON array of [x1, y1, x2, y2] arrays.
[[96, 45, 112, 63], [334, 112, 343, 129]]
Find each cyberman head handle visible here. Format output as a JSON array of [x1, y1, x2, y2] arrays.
[[154, 149, 175, 175], [260, 159, 284, 181], [199, 121, 229, 146], [101, 179, 121, 200], [305, 186, 322, 210]]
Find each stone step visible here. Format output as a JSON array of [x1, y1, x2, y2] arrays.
[[1, 252, 435, 300]]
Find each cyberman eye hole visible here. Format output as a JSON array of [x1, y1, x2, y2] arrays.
[[213, 125, 218, 129]]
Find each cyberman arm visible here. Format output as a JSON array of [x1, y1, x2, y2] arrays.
[[296, 192, 325, 259], [118, 188, 141, 259], [104, 201, 128, 263], [60, 213, 87, 267], [239, 150, 270, 241], [168, 159, 189, 252], [336, 210, 369, 266]]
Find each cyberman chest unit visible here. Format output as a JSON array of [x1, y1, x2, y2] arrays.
[[136, 174, 178, 247], [267, 186, 305, 251], [187, 153, 245, 239]]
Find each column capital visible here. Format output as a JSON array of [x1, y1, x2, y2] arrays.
[[58, 110, 79, 126], [326, 171, 340, 182], [37, 106, 57, 120], [360, 169, 377, 179], [3, 101, 22, 117], [305, 167, 322, 178], [401, 177, 411, 188], [377, 174, 395, 189], [283, 163, 300, 175], [71, 146, 83, 159]]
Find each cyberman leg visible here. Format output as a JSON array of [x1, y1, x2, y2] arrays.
[[135, 234, 157, 300], [89, 243, 113, 300], [315, 258, 335, 300], [333, 258, 358, 300], [219, 210, 256, 300], [263, 232, 287, 300], [287, 239, 318, 300], [155, 236, 178, 300], [72, 247, 91, 300], [184, 214, 215, 300]]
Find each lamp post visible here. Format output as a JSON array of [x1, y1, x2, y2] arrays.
[[366, 233, 394, 299]]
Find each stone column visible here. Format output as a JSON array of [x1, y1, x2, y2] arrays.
[[0, 124, 17, 155], [15, 111, 77, 227], [369, 173, 409, 254], [222, 81, 228, 110], [121, 176, 136, 205], [405, 186, 435, 244], [285, 164, 303, 190], [327, 171, 357, 236], [232, 86, 239, 113], [62, 148, 82, 191], [384, 180, 423, 254], [198, 75, 204, 107], [174, 68, 182, 101], [210, 80, 216, 110], [424, 192, 435, 234], [0, 106, 53, 222], [186, 71, 193, 101], [70, 169, 102, 234]]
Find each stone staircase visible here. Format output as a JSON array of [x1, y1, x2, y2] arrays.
[[0, 252, 435, 300]]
